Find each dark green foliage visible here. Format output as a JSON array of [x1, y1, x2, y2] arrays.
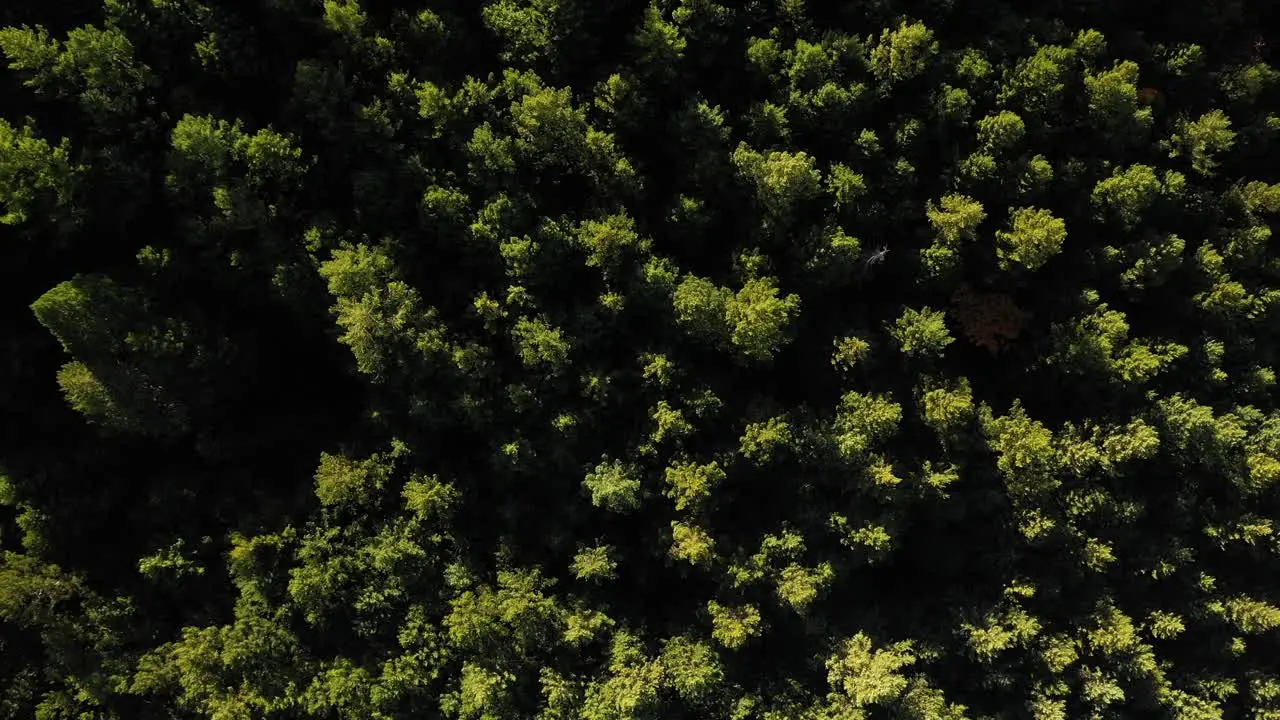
[[2, 1, 1280, 719]]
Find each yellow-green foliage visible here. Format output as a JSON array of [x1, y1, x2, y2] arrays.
[[8, 6, 1280, 720], [708, 601, 763, 649]]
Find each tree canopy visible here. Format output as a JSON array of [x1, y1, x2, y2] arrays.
[[2, 1, 1280, 718]]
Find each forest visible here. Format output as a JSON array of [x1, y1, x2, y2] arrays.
[[1, 0, 1279, 717]]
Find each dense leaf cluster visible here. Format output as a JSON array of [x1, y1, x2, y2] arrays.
[[2, 0, 1279, 718]]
